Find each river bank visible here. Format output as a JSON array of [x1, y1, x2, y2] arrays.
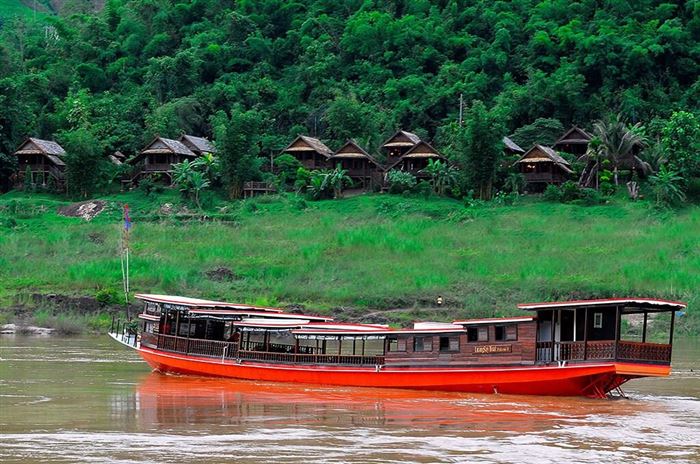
[[1, 191, 698, 334]]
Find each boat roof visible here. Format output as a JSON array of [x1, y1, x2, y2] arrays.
[[518, 298, 686, 311], [134, 294, 283, 312], [187, 309, 333, 322], [452, 316, 535, 325]]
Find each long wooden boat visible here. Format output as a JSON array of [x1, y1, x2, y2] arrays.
[[109, 294, 684, 398]]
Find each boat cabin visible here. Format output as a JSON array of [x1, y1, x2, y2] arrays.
[[519, 298, 680, 366]]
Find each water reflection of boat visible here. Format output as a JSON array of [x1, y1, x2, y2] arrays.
[[133, 372, 598, 431], [110, 294, 684, 398]]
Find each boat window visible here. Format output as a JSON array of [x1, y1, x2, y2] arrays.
[[439, 336, 459, 352], [467, 327, 488, 342], [388, 337, 406, 352], [413, 336, 433, 352], [364, 338, 385, 356], [594, 312, 603, 328], [495, 325, 518, 341]]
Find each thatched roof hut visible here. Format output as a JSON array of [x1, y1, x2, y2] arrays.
[[280, 135, 333, 170], [14, 138, 66, 167], [553, 126, 592, 156], [515, 145, 573, 191], [179, 134, 217, 155], [386, 140, 446, 178], [381, 130, 422, 163]]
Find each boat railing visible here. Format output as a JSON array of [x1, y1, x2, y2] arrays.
[[145, 333, 384, 365], [110, 316, 138, 348], [238, 350, 384, 366], [536, 340, 671, 364], [152, 333, 239, 359]]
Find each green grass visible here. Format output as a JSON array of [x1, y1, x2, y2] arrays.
[[1, 190, 699, 333]]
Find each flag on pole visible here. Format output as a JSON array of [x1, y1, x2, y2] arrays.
[[124, 204, 131, 231]]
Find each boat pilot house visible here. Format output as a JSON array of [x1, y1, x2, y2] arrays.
[[119, 295, 682, 398]]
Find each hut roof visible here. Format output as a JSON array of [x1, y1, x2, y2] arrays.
[[503, 136, 525, 154], [140, 137, 196, 157], [15, 138, 66, 156], [329, 140, 381, 166], [281, 135, 333, 158], [381, 130, 421, 148], [180, 134, 217, 154], [515, 145, 573, 174], [386, 141, 445, 170], [14, 138, 67, 166], [554, 126, 593, 146]]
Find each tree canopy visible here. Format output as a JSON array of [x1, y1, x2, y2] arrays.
[[0, 0, 698, 160]]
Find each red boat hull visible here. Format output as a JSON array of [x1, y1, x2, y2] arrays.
[[137, 346, 670, 398]]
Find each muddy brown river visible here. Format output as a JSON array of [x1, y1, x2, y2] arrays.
[[1, 336, 699, 463]]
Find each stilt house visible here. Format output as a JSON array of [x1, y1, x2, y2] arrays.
[[553, 126, 592, 157], [380, 130, 421, 166], [385, 141, 447, 179], [179, 135, 217, 156], [329, 140, 383, 189], [127, 137, 197, 184], [13, 138, 66, 188], [280, 135, 333, 170], [515, 145, 573, 192]]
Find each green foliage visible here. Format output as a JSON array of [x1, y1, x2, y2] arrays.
[[1, 1, 700, 181], [61, 128, 106, 199], [510, 118, 564, 149], [215, 110, 262, 199], [544, 181, 603, 205], [306, 167, 351, 200], [661, 111, 700, 178], [420, 159, 457, 196], [458, 101, 504, 200], [274, 154, 302, 189], [650, 165, 686, 207], [23, 165, 32, 191], [386, 170, 417, 194], [0, 152, 17, 192], [95, 287, 120, 305]]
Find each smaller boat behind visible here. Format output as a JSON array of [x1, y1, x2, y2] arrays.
[[110, 295, 683, 398]]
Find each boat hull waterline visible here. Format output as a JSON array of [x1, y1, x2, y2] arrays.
[[137, 344, 669, 397]]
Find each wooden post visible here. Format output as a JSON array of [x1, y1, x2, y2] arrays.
[[175, 310, 180, 337], [669, 310, 675, 346], [642, 311, 648, 343], [613, 306, 621, 360], [550, 310, 556, 363], [583, 307, 589, 361]]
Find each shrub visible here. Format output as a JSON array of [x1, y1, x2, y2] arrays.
[[386, 170, 417, 194], [95, 287, 120, 305], [560, 181, 581, 202], [577, 188, 603, 206], [543, 184, 562, 202]]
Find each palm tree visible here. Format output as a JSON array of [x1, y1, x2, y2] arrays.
[[588, 114, 650, 185]]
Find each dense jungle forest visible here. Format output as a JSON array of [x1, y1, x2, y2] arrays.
[[1, 0, 699, 161]]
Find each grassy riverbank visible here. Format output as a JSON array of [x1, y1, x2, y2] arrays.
[[0, 191, 698, 333]]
